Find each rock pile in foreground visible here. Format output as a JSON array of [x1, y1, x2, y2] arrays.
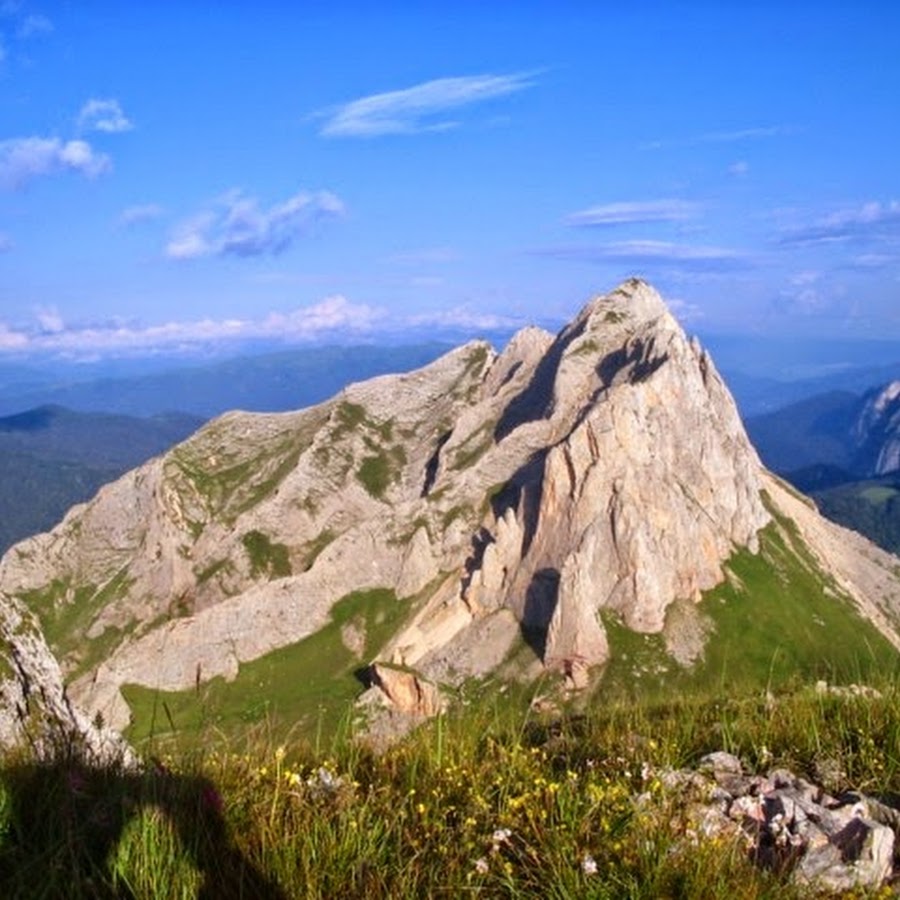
[[652, 751, 896, 893]]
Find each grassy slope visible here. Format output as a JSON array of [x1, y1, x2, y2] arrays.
[[601, 514, 900, 702], [6, 680, 900, 898], [122, 588, 413, 747]]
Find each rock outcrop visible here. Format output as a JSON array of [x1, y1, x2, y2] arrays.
[[651, 751, 897, 893], [0, 592, 131, 762], [1, 278, 898, 735]]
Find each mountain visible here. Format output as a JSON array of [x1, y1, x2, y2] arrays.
[[745, 382, 900, 554], [747, 382, 900, 479], [0, 406, 204, 558], [2, 279, 900, 751]]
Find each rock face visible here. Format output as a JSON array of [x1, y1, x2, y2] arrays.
[[853, 381, 900, 476], [0, 278, 898, 735], [0, 592, 130, 762]]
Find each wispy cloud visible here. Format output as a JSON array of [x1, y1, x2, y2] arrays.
[[564, 199, 699, 227], [641, 125, 793, 151], [17, 12, 52, 38], [0, 232, 12, 252], [667, 297, 705, 322], [317, 72, 537, 138], [0, 137, 110, 189], [165, 189, 345, 260], [728, 160, 749, 178], [775, 271, 828, 315], [78, 98, 133, 134], [534, 239, 749, 270], [118, 203, 165, 227], [777, 200, 900, 246]]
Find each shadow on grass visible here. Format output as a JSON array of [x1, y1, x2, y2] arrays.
[[0, 757, 286, 899]]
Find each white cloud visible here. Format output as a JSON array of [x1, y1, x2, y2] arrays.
[[0, 322, 28, 350], [261, 295, 383, 335], [0, 136, 110, 189], [0, 296, 387, 357], [848, 253, 899, 269], [406, 306, 519, 330], [17, 13, 52, 37], [78, 98, 133, 134], [0, 294, 537, 358], [118, 203, 165, 227], [318, 72, 537, 137], [36, 307, 64, 334], [641, 125, 793, 151], [535, 239, 748, 270], [778, 200, 900, 246], [564, 199, 698, 227], [667, 298, 705, 322], [728, 160, 749, 178], [0, 232, 12, 252], [165, 189, 345, 260]]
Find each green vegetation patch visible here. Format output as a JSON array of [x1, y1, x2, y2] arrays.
[[859, 485, 899, 505], [356, 445, 406, 499], [122, 588, 408, 747], [241, 530, 292, 580], [301, 529, 336, 571], [600, 516, 900, 702], [449, 422, 495, 472], [195, 558, 233, 586], [168, 409, 327, 524], [568, 337, 600, 357], [812, 474, 900, 555], [19, 567, 135, 676]]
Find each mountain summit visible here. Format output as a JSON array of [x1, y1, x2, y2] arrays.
[[3, 279, 900, 746]]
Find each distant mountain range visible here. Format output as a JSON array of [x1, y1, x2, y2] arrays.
[[0, 406, 204, 558], [0, 344, 456, 419], [747, 381, 900, 552]]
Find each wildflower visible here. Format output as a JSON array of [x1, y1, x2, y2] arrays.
[[274, 745, 286, 762], [491, 827, 513, 854], [474, 857, 489, 874], [582, 853, 598, 875]]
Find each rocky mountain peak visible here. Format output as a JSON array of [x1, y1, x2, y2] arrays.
[[3, 279, 900, 744]]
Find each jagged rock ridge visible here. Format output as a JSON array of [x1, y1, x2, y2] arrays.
[[2, 279, 899, 741]]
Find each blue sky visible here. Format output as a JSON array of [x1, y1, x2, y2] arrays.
[[1, 1, 899, 360]]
